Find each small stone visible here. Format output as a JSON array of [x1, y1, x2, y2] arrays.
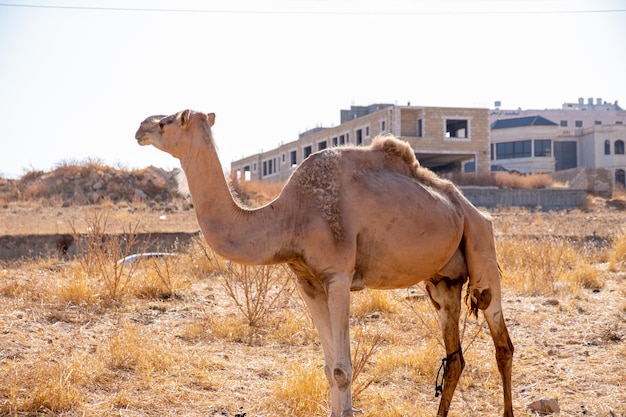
[[92, 180, 105, 190], [528, 398, 560, 414], [134, 188, 147, 200]]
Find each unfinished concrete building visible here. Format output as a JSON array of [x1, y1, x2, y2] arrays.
[[231, 104, 490, 183]]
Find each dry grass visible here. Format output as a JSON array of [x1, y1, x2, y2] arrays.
[[448, 171, 565, 189], [230, 178, 284, 207], [493, 171, 562, 189], [496, 236, 604, 295], [609, 232, 626, 272], [1, 203, 626, 416]]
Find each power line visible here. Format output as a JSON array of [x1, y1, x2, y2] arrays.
[[0, 2, 624, 15]]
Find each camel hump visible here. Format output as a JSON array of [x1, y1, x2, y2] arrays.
[[370, 135, 459, 198], [370, 135, 421, 170]]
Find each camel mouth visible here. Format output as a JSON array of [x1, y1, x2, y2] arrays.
[[135, 135, 151, 146]]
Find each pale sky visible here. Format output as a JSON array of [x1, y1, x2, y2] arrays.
[[1, 0, 625, 178]]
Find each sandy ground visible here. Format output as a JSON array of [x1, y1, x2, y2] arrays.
[[0, 201, 625, 416]]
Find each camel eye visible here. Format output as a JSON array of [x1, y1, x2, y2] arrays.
[[158, 122, 166, 131]]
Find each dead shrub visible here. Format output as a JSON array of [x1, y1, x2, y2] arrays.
[[201, 246, 296, 330], [264, 360, 328, 416], [71, 210, 143, 303], [230, 177, 284, 207], [609, 233, 626, 272], [351, 328, 385, 399], [351, 289, 400, 320], [222, 263, 296, 328], [497, 236, 599, 295], [493, 171, 557, 189]]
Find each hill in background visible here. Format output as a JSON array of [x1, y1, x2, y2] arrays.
[[0, 162, 182, 206]]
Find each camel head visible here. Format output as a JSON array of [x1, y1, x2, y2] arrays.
[[135, 110, 216, 159]]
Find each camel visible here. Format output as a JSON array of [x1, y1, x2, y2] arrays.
[[135, 109, 514, 417]]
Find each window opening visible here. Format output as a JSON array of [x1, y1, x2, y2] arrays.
[[290, 150, 297, 167], [616, 169, 626, 188], [445, 119, 468, 138]]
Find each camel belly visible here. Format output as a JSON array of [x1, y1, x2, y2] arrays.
[[348, 178, 465, 290]]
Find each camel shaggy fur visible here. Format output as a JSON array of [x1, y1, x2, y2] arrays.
[[135, 109, 514, 417]]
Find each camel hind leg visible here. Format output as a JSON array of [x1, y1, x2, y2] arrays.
[[482, 280, 514, 417], [425, 276, 465, 417], [461, 207, 514, 417]]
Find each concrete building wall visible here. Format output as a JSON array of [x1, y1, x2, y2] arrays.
[[231, 104, 490, 182]]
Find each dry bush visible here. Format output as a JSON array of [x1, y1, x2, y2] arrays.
[[220, 263, 296, 328], [104, 322, 175, 374], [609, 232, 626, 272], [612, 186, 626, 201], [351, 289, 400, 320], [57, 251, 191, 306], [230, 177, 284, 207], [263, 359, 329, 416], [71, 210, 143, 303], [186, 235, 229, 278], [351, 328, 385, 399], [3, 351, 88, 414], [373, 338, 441, 384], [493, 171, 558, 189], [497, 236, 602, 295], [57, 265, 98, 306], [201, 245, 296, 330], [449, 171, 564, 189]]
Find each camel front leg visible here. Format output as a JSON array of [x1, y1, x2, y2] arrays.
[[294, 277, 341, 416], [426, 278, 465, 417], [326, 272, 358, 417]]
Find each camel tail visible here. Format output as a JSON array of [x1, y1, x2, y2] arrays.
[[459, 200, 503, 318], [464, 263, 503, 318]]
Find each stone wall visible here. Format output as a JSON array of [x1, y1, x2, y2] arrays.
[[460, 187, 587, 210], [0, 232, 198, 261]]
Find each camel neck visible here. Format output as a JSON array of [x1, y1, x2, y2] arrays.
[[180, 136, 292, 264]]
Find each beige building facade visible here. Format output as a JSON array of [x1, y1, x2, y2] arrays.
[[488, 97, 626, 187], [231, 104, 490, 183]]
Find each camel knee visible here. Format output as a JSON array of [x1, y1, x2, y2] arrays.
[[332, 365, 352, 390], [473, 287, 492, 310]]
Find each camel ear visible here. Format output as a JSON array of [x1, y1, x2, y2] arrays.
[[180, 109, 192, 128], [207, 113, 216, 127]]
